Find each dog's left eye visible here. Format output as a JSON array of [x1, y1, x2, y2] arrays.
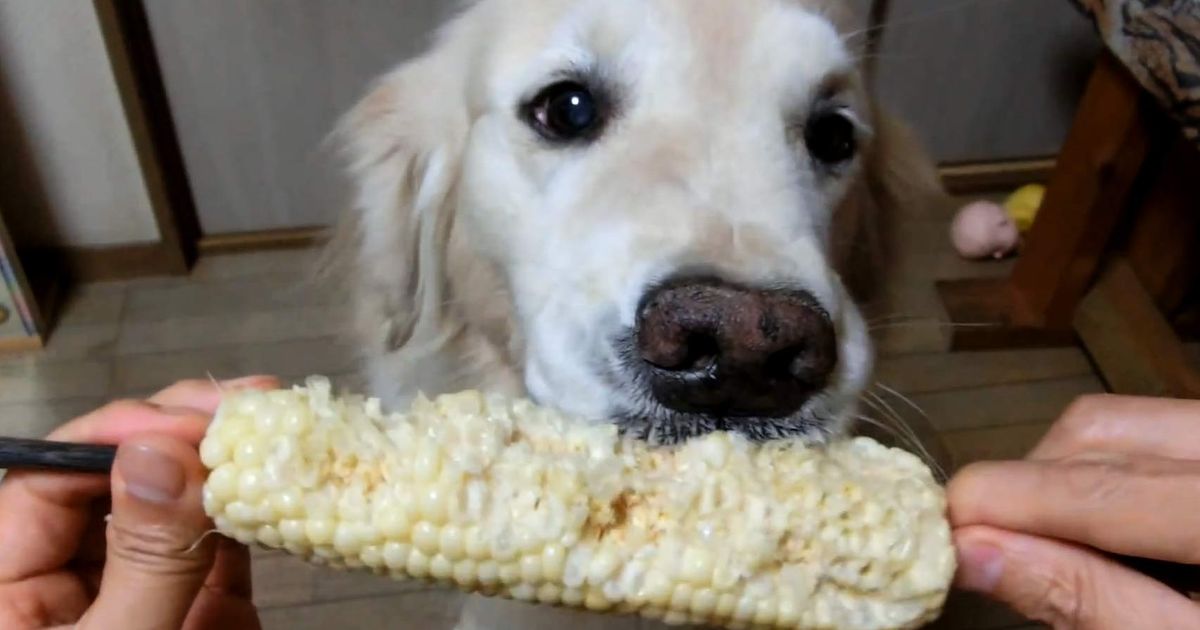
[[804, 110, 858, 166], [527, 82, 602, 142]]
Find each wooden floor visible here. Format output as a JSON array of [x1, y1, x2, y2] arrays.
[[0, 198, 1095, 629]]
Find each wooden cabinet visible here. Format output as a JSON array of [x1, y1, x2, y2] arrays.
[[0, 211, 46, 351]]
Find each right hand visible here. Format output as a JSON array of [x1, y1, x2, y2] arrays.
[[948, 394, 1200, 629]]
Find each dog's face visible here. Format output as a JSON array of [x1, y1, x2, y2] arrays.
[[341, 0, 885, 444]]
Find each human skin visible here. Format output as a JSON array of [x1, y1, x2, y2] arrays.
[[0, 377, 277, 630], [949, 394, 1200, 629]]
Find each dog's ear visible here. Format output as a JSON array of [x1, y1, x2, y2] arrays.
[[832, 103, 945, 303], [332, 28, 474, 362]]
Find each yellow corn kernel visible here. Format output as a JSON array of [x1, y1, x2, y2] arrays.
[[201, 377, 954, 630]]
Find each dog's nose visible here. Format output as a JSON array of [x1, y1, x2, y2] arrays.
[[635, 277, 837, 418]]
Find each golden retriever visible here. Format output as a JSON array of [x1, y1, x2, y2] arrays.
[[328, 0, 940, 624]]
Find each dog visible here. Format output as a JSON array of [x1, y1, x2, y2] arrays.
[[327, 0, 941, 626]]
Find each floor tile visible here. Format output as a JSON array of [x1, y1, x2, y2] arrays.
[[0, 322, 121, 365], [910, 376, 1102, 432], [114, 305, 348, 356], [111, 336, 358, 396], [0, 396, 108, 438], [941, 422, 1053, 469], [875, 348, 1093, 395], [0, 359, 112, 404], [258, 590, 466, 630], [54, 283, 126, 327], [252, 553, 317, 609], [191, 248, 326, 281], [122, 273, 334, 323], [313, 565, 434, 602]]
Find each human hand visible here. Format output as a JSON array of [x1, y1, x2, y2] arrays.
[[0, 377, 278, 630], [947, 394, 1200, 629]]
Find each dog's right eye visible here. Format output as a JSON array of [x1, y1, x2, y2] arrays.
[[526, 82, 603, 142]]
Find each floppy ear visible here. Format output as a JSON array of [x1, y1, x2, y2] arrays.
[[326, 24, 481, 392]]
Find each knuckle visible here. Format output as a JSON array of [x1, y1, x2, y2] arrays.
[[1059, 395, 1109, 431], [156, 379, 210, 397], [1055, 395, 1125, 451], [1037, 563, 1091, 630], [1061, 455, 1130, 504], [108, 520, 209, 576], [103, 398, 154, 417]]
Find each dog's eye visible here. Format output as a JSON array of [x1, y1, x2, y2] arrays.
[[528, 82, 602, 142], [804, 110, 857, 166]]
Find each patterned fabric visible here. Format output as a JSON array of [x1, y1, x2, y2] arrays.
[[1071, 0, 1200, 146]]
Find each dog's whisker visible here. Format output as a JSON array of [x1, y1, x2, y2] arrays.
[[868, 320, 1000, 332], [852, 412, 919, 454], [865, 312, 925, 326], [851, 413, 944, 481], [842, 0, 1014, 43], [860, 389, 945, 481], [874, 382, 932, 426]]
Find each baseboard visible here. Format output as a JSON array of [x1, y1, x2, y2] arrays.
[[192, 158, 1062, 257], [0, 336, 44, 354], [198, 226, 329, 255], [37, 157, 1055, 281], [23, 241, 186, 284], [938, 157, 1057, 195]]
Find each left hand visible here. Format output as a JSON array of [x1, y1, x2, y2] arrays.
[[0, 377, 276, 630]]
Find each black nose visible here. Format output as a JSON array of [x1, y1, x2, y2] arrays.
[[635, 277, 837, 418]]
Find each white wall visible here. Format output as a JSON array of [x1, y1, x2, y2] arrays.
[[0, 0, 159, 247]]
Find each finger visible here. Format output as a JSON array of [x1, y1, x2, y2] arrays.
[[81, 435, 217, 630], [204, 538, 253, 600], [0, 572, 94, 627], [954, 525, 1199, 629], [49, 398, 211, 445], [177, 541, 259, 630], [183, 591, 262, 630], [948, 457, 1200, 564], [1030, 394, 1200, 460], [147, 376, 280, 415], [0, 402, 208, 581]]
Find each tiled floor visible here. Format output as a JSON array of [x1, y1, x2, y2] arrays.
[[0, 199, 1100, 629]]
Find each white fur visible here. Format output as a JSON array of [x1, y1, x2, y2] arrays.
[[328, 0, 943, 625]]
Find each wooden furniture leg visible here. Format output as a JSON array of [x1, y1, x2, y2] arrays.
[[1075, 259, 1200, 398], [1074, 135, 1200, 398], [936, 52, 1160, 350]]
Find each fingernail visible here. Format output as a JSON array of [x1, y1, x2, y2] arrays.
[[956, 542, 1005, 593], [118, 444, 186, 505]]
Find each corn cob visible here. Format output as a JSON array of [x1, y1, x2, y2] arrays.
[[200, 377, 955, 630]]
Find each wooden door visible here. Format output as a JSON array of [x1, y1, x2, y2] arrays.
[[142, 1, 456, 234]]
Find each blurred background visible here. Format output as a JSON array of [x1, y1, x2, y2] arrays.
[[0, 0, 1097, 256]]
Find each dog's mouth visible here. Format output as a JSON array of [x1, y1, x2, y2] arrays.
[[610, 399, 838, 445]]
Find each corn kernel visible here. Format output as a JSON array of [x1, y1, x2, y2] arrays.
[[201, 377, 954, 630]]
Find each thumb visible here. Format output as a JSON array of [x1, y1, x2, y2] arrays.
[[954, 525, 1199, 629], [82, 435, 216, 630]]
